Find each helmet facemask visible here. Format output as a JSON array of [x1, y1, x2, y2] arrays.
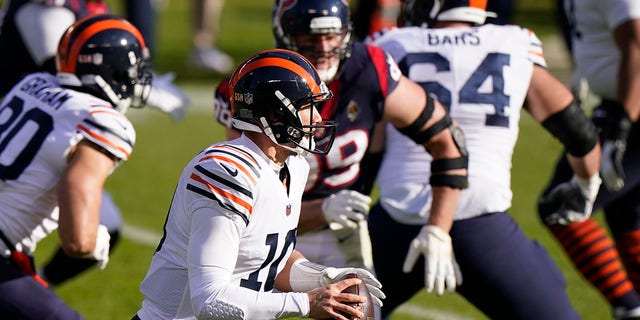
[[233, 85, 337, 156], [293, 30, 351, 83], [266, 88, 336, 156], [92, 52, 153, 113]]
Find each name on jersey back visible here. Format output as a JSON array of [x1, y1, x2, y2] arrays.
[[427, 30, 480, 46], [19, 75, 72, 110]]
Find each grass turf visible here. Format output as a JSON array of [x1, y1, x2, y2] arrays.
[[31, 0, 612, 319]]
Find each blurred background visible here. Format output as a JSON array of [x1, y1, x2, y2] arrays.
[[5, 0, 611, 319]]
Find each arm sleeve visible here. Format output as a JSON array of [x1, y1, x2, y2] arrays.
[[187, 206, 310, 320]]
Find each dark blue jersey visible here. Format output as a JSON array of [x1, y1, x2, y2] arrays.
[[303, 42, 400, 200]]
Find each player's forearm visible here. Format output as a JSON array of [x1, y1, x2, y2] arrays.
[[57, 185, 101, 257], [566, 143, 601, 179], [192, 280, 310, 319], [426, 186, 459, 232]]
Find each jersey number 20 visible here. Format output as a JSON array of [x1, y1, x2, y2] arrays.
[[0, 97, 53, 180]]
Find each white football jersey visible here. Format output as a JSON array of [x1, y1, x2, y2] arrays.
[[137, 135, 309, 320], [567, 0, 640, 100], [0, 72, 135, 255], [372, 24, 546, 223]]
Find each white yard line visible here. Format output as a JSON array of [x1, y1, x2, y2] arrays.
[[122, 222, 162, 247]]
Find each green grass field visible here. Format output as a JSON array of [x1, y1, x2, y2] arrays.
[[31, 1, 614, 319]]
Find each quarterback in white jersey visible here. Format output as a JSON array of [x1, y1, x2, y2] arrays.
[[135, 49, 384, 320], [0, 15, 152, 319], [367, 0, 602, 319], [138, 137, 312, 319]]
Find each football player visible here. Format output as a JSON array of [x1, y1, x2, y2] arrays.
[[0, 0, 188, 286], [0, 14, 151, 318], [134, 49, 384, 320], [213, 1, 471, 296], [539, 0, 640, 318], [369, 0, 602, 318]]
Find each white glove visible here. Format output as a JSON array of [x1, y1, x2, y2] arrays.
[[288, 259, 385, 307], [538, 174, 601, 225], [600, 140, 626, 191], [146, 72, 190, 122], [403, 225, 462, 295], [322, 190, 372, 230], [83, 224, 110, 270]]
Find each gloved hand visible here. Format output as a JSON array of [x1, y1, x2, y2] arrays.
[[403, 225, 462, 295], [599, 105, 632, 192], [538, 174, 602, 225], [83, 224, 111, 270], [322, 190, 372, 230], [146, 72, 190, 122], [288, 259, 385, 307], [601, 139, 626, 192]]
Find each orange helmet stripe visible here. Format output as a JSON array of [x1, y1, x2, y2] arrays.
[[233, 56, 321, 95], [469, 0, 488, 10], [62, 17, 146, 73]]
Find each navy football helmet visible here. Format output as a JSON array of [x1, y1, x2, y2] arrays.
[[272, 0, 352, 82], [229, 49, 337, 155], [56, 14, 152, 113], [401, 0, 496, 27]]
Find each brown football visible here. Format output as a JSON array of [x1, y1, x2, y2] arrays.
[[336, 273, 376, 320]]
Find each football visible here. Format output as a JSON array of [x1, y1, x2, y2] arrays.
[[337, 273, 376, 320]]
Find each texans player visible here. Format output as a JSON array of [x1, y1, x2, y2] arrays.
[[370, 0, 602, 318]]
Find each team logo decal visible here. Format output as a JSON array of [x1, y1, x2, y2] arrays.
[[244, 93, 253, 105], [78, 53, 104, 65], [286, 204, 292, 216], [347, 100, 359, 122]]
